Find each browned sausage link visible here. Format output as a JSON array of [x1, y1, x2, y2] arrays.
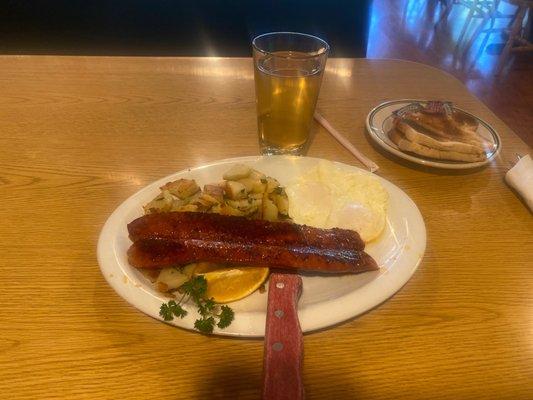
[[127, 238, 378, 274], [127, 212, 365, 252]]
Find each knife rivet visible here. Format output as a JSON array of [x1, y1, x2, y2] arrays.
[[273, 342, 284, 351], [276, 282, 285, 289], [274, 310, 284, 318]]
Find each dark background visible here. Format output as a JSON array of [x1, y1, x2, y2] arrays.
[[0, 0, 372, 57]]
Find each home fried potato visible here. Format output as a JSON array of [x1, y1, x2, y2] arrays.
[[142, 164, 291, 294]]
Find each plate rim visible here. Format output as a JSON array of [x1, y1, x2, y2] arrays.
[[97, 155, 427, 337], [365, 99, 501, 170]]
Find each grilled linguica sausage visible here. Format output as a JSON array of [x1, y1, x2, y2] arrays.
[[127, 212, 377, 274], [128, 211, 366, 251], [127, 238, 377, 273]]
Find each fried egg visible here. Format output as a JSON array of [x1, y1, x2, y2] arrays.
[[286, 161, 388, 242]]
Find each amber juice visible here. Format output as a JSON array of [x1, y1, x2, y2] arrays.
[[254, 51, 325, 154]]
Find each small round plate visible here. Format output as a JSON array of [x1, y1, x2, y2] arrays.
[[366, 99, 501, 169]]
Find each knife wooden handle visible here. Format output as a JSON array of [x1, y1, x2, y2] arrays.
[[262, 272, 304, 400]]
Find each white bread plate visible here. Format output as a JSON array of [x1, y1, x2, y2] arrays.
[[366, 99, 501, 170]]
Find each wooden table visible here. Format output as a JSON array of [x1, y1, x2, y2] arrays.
[[0, 56, 531, 399]]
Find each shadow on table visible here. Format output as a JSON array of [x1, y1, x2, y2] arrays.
[[194, 360, 261, 399], [195, 358, 360, 399]]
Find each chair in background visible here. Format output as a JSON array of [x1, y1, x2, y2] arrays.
[[436, 0, 515, 54], [496, 0, 533, 74]]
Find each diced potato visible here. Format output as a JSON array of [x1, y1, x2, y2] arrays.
[[143, 192, 173, 214], [156, 267, 189, 290], [169, 191, 193, 210], [270, 186, 285, 195], [248, 192, 264, 200], [249, 169, 266, 181], [226, 198, 252, 211], [239, 178, 267, 194], [226, 198, 260, 215], [182, 263, 197, 278], [169, 201, 184, 212], [210, 204, 223, 214], [265, 177, 280, 194], [271, 193, 289, 216], [223, 164, 252, 181], [193, 193, 220, 210], [161, 179, 200, 200], [243, 207, 259, 217], [262, 196, 279, 221], [237, 178, 254, 193], [251, 197, 263, 208], [203, 184, 225, 202], [177, 204, 198, 212], [225, 181, 248, 200], [162, 189, 174, 201], [254, 181, 267, 194], [218, 204, 247, 216]]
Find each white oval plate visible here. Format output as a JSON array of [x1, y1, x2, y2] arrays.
[[97, 156, 426, 337], [366, 99, 501, 169]]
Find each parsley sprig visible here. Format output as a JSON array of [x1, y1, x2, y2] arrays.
[[159, 300, 187, 321], [159, 275, 235, 334]]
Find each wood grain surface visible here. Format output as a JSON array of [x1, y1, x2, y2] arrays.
[[0, 56, 531, 400]]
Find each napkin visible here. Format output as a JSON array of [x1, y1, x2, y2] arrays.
[[505, 154, 533, 212]]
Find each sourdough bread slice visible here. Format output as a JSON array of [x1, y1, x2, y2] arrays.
[[389, 128, 487, 162], [395, 120, 486, 156], [401, 112, 487, 151]]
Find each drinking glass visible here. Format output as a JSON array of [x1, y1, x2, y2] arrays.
[[252, 32, 329, 155]]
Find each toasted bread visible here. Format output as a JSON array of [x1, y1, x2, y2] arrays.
[[389, 128, 487, 162], [394, 120, 486, 155], [400, 112, 486, 150], [389, 101, 491, 162]]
